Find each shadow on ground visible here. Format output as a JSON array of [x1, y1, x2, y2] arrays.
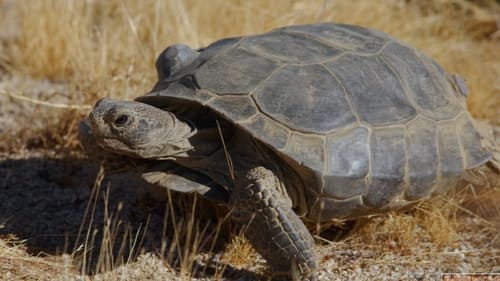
[[0, 154, 264, 280]]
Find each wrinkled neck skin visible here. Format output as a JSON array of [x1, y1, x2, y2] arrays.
[[174, 124, 223, 160], [155, 114, 195, 158], [124, 112, 197, 160], [172, 122, 238, 190]]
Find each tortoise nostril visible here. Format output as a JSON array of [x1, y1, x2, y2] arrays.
[[114, 114, 129, 126]]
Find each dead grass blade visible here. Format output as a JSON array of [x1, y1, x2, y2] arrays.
[[0, 90, 92, 110]]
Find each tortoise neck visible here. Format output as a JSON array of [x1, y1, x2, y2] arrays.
[[173, 126, 224, 160], [189, 127, 224, 157]]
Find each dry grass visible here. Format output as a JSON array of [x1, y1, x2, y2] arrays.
[[1, 0, 498, 120], [0, 0, 499, 279], [221, 234, 257, 268], [0, 234, 76, 281]]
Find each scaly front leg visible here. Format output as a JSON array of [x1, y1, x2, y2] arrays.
[[232, 167, 316, 280]]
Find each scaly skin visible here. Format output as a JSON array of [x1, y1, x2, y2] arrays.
[[232, 167, 316, 280]]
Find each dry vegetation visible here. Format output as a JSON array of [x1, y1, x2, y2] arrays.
[[0, 0, 499, 280]]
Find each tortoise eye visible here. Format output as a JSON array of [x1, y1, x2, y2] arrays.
[[114, 114, 129, 126]]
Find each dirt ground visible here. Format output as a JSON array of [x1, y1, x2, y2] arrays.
[[0, 0, 499, 280]]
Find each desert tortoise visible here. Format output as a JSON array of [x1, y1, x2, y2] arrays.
[[84, 23, 492, 280]]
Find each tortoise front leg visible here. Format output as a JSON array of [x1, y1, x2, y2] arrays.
[[232, 167, 316, 280]]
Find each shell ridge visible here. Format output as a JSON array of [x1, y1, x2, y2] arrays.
[[377, 53, 421, 117], [320, 63, 362, 124]]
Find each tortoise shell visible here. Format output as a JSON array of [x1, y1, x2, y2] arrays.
[[137, 23, 491, 220]]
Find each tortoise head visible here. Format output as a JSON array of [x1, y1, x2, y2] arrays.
[[87, 98, 195, 159]]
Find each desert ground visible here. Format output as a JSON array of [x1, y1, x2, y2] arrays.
[[0, 0, 499, 280]]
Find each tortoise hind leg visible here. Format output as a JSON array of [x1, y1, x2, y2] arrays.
[[232, 167, 316, 280]]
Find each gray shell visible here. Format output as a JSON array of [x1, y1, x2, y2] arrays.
[[137, 23, 491, 220]]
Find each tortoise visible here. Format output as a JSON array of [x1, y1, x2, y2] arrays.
[[82, 23, 492, 280]]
